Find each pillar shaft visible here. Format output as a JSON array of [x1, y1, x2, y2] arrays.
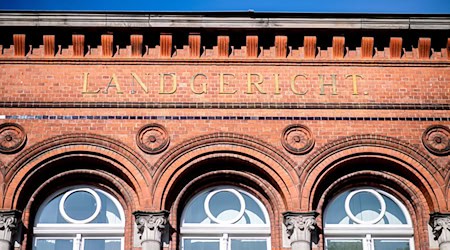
[[133, 210, 169, 250]]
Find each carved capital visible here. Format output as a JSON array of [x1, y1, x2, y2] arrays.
[[0, 210, 21, 245], [431, 213, 450, 246], [283, 212, 318, 239], [133, 210, 169, 244]]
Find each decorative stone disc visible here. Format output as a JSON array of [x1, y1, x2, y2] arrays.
[[0, 123, 27, 154], [422, 125, 450, 156], [281, 124, 314, 154], [136, 124, 170, 154]]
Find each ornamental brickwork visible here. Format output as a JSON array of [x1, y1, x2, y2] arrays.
[[0, 12, 449, 250]]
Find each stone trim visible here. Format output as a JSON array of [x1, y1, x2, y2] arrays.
[[0, 102, 448, 110], [0, 13, 449, 30]]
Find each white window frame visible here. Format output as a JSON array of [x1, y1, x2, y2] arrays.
[[33, 185, 125, 250], [180, 186, 271, 250], [324, 188, 414, 250]]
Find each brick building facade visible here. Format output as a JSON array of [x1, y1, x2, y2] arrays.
[[0, 12, 449, 250]]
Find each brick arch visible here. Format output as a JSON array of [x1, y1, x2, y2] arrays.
[[3, 133, 152, 209], [314, 170, 432, 250], [166, 169, 286, 249], [152, 132, 299, 210], [19, 168, 138, 250], [299, 134, 445, 212]]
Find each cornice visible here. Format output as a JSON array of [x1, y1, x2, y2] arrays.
[[0, 12, 449, 30]]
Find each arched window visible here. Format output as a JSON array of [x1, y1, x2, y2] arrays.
[[324, 188, 414, 250], [33, 186, 125, 250], [180, 186, 271, 250]]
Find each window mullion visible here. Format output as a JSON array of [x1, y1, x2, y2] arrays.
[[74, 233, 82, 250]]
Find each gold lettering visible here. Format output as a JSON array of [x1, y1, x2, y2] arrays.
[[245, 73, 266, 94], [345, 74, 364, 95], [159, 73, 177, 94], [290, 74, 308, 95], [131, 72, 148, 93], [219, 73, 237, 94], [190, 73, 208, 94], [104, 74, 123, 94], [82, 72, 101, 94], [319, 74, 337, 95], [273, 73, 281, 95]]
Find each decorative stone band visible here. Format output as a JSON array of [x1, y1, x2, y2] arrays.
[[133, 210, 169, 246], [0, 210, 21, 248], [283, 211, 318, 250], [430, 212, 450, 249]]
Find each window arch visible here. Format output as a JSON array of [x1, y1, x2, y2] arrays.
[[324, 188, 414, 250], [33, 186, 125, 250], [180, 186, 271, 250]]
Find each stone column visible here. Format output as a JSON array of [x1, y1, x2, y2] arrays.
[[133, 210, 169, 250], [430, 213, 450, 250], [0, 210, 21, 250], [283, 211, 318, 250]]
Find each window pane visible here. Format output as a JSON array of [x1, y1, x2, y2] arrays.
[[35, 239, 73, 250], [374, 239, 410, 250], [183, 239, 220, 250], [64, 190, 98, 221], [209, 190, 241, 222], [326, 239, 363, 250], [231, 239, 267, 250], [349, 191, 382, 223], [183, 193, 209, 224], [84, 239, 121, 250]]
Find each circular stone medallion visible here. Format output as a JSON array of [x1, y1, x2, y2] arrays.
[[422, 125, 450, 156], [136, 124, 170, 154], [0, 123, 27, 154], [281, 125, 314, 154]]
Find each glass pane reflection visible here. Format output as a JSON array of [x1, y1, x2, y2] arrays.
[[64, 191, 97, 221], [183, 239, 220, 250], [35, 239, 73, 250], [231, 239, 267, 250], [84, 239, 121, 250], [374, 239, 410, 250], [326, 239, 363, 250]]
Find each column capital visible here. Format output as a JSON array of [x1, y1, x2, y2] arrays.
[[0, 210, 21, 247], [430, 212, 450, 249], [133, 210, 169, 250], [282, 211, 318, 250]]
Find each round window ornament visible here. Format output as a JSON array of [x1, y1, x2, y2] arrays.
[[136, 124, 170, 154], [344, 189, 386, 225], [281, 124, 314, 154], [59, 188, 101, 224], [422, 125, 450, 156], [204, 188, 246, 224], [0, 123, 27, 154]]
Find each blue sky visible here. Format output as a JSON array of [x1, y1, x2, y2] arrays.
[[0, 0, 450, 14]]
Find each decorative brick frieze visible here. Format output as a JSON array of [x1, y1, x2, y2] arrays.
[[189, 33, 201, 58], [447, 38, 450, 59], [43, 35, 55, 57], [303, 36, 317, 59], [101, 34, 113, 57], [361, 37, 374, 58], [72, 34, 85, 57], [246, 35, 258, 58], [218, 35, 230, 57], [160, 33, 172, 58], [131, 34, 143, 57], [13, 34, 25, 56], [418, 37, 431, 59], [390, 37, 403, 59], [332, 36, 345, 58], [275, 35, 288, 58]]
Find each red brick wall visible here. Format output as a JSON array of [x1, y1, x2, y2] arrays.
[[0, 31, 449, 250]]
